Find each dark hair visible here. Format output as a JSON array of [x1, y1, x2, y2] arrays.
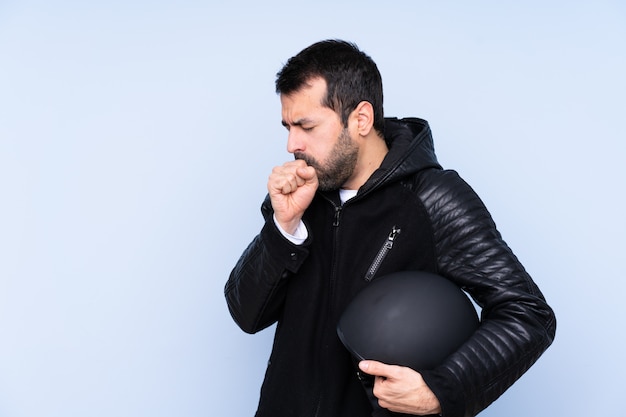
[[275, 39, 384, 135]]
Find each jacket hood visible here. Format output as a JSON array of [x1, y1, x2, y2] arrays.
[[361, 117, 441, 193]]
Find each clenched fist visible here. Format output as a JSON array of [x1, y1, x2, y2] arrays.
[[268, 159, 318, 234]]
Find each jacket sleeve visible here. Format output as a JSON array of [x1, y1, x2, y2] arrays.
[[415, 169, 557, 417], [224, 196, 310, 334]]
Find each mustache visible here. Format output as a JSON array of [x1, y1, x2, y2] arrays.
[[294, 152, 319, 168]]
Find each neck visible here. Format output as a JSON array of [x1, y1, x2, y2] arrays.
[[342, 133, 388, 190]]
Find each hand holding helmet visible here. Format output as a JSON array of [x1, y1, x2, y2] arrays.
[[337, 271, 480, 415]]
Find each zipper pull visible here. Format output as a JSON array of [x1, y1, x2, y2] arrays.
[[387, 226, 401, 244], [333, 206, 342, 227], [364, 226, 401, 281]]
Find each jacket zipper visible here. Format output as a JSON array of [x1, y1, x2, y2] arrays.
[[364, 226, 401, 281], [314, 202, 342, 417]]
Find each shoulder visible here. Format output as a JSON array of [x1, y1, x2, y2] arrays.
[[404, 168, 499, 246], [404, 168, 484, 212]]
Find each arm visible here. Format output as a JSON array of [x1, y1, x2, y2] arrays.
[[417, 169, 556, 417], [225, 160, 318, 333], [224, 204, 309, 333]]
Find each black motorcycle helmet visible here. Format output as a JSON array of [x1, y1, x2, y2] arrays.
[[337, 270, 479, 371]]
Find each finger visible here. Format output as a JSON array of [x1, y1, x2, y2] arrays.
[[359, 360, 395, 378], [280, 175, 302, 194], [296, 165, 317, 182], [279, 180, 294, 195], [294, 171, 307, 187], [281, 163, 311, 184], [283, 159, 309, 171], [269, 169, 302, 193]]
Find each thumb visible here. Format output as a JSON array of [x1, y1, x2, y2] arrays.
[[359, 360, 392, 377], [296, 166, 317, 182]]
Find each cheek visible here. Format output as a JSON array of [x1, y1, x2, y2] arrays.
[[317, 126, 342, 147], [306, 131, 331, 156]]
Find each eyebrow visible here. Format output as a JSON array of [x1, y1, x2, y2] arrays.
[[281, 117, 314, 128]]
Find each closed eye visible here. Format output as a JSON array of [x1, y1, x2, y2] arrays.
[[282, 117, 316, 132]]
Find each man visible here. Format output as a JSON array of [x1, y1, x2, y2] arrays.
[[225, 39, 556, 417]]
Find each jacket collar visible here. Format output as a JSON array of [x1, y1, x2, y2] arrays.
[[360, 117, 441, 193]]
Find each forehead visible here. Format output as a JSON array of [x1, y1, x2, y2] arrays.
[[280, 77, 335, 123]]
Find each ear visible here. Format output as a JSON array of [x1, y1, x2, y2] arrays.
[[352, 101, 375, 137]]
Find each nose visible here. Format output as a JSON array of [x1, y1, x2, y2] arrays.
[[286, 130, 305, 154]]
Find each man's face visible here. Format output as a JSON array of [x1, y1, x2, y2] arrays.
[[280, 77, 358, 191]]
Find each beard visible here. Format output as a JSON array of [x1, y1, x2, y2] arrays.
[[294, 128, 359, 191]]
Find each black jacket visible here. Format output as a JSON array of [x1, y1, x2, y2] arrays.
[[225, 118, 556, 417]]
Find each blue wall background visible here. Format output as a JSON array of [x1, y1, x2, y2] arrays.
[[1, 1, 624, 416]]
